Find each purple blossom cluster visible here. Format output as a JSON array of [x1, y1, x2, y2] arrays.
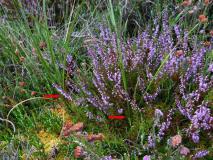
[[193, 150, 209, 159], [100, 155, 113, 160], [147, 135, 155, 148], [208, 64, 213, 72], [75, 11, 196, 114], [23, 0, 38, 13], [53, 10, 212, 154], [175, 73, 212, 143], [52, 83, 72, 101], [157, 109, 175, 140], [188, 103, 213, 143]]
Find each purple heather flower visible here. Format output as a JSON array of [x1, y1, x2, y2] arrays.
[[52, 83, 72, 101], [174, 25, 182, 43], [157, 109, 174, 140], [189, 47, 207, 77], [66, 80, 80, 93], [100, 155, 113, 160], [161, 10, 173, 52], [175, 95, 187, 118], [96, 115, 104, 122], [208, 64, 213, 72], [144, 88, 160, 104], [143, 155, 151, 160], [92, 71, 110, 107], [179, 146, 190, 156], [191, 132, 200, 143], [199, 30, 205, 34], [155, 109, 164, 117], [153, 18, 159, 38], [193, 150, 209, 159], [183, 30, 189, 52], [191, 104, 213, 131], [66, 54, 76, 77], [198, 75, 209, 92], [66, 54, 73, 64], [117, 108, 124, 114], [86, 111, 94, 119], [148, 135, 155, 148], [154, 109, 163, 126], [55, 11, 212, 153]]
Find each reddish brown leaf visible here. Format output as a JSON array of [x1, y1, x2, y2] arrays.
[[198, 15, 208, 23], [175, 50, 184, 57], [19, 82, 26, 87], [62, 119, 73, 137], [39, 41, 47, 49], [210, 30, 213, 37], [204, 0, 210, 6], [62, 121, 83, 137], [74, 146, 83, 158], [15, 49, 19, 55], [19, 56, 25, 62], [181, 0, 192, 6], [31, 91, 37, 96], [204, 41, 211, 47], [20, 89, 26, 94], [86, 133, 105, 142], [171, 135, 182, 147], [69, 122, 84, 132]]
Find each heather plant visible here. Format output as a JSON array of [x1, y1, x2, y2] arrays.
[[53, 10, 213, 158], [0, 0, 76, 26], [0, 0, 213, 159]]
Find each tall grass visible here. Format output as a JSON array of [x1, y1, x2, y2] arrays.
[[0, 0, 212, 159]]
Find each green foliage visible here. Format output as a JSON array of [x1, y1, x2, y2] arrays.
[[0, 0, 212, 159]]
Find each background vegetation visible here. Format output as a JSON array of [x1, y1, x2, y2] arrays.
[[0, 0, 212, 159]]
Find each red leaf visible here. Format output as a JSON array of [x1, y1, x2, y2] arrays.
[[108, 115, 126, 120], [43, 94, 60, 99]]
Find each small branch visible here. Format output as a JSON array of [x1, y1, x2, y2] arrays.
[[0, 117, 16, 133], [7, 97, 42, 120]]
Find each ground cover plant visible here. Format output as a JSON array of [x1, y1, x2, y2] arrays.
[[0, 0, 212, 159]]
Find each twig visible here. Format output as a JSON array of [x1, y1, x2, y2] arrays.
[[0, 117, 16, 133], [6, 97, 42, 120]]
